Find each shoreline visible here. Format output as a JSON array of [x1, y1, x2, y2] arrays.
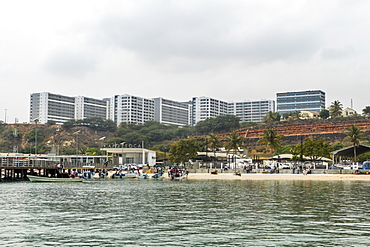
[[186, 173, 370, 181]]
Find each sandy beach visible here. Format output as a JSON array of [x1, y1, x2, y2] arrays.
[[186, 173, 370, 181]]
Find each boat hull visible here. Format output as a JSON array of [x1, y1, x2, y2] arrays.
[[28, 175, 84, 183]]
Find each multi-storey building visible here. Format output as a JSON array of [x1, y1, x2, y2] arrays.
[[30, 92, 108, 124], [109, 94, 155, 126], [75, 96, 108, 120], [191, 96, 228, 126], [30, 92, 76, 124], [228, 100, 275, 123], [276, 90, 326, 114], [153, 97, 190, 126]]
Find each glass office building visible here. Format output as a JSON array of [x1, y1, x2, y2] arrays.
[[276, 90, 326, 114]]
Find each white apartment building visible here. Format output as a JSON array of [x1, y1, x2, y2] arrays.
[[75, 96, 108, 120], [191, 96, 229, 126], [109, 95, 155, 126], [30, 92, 108, 124], [228, 100, 275, 123], [153, 97, 191, 126]]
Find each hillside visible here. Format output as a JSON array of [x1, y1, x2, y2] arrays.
[[0, 123, 116, 154], [1, 119, 370, 154]]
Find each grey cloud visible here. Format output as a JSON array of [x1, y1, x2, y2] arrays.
[[320, 46, 355, 60], [93, 1, 322, 65], [44, 50, 99, 77]]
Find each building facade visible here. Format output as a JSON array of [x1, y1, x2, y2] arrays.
[[228, 100, 275, 123], [109, 94, 155, 126], [153, 97, 190, 126], [30, 92, 108, 124], [276, 90, 326, 114], [30, 92, 75, 124], [191, 96, 229, 126], [75, 96, 108, 120]]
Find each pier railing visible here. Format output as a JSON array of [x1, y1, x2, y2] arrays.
[[0, 157, 113, 169]]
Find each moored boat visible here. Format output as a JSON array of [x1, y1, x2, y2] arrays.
[[27, 175, 84, 183], [118, 172, 138, 179], [151, 172, 165, 179], [137, 173, 149, 179]]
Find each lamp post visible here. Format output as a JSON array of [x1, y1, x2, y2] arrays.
[[73, 130, 81, 164], [34, 119, 39, 157], [121, 142, 125, 165]]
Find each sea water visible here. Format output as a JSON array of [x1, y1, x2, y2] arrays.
[[1, 179, 370, 246]]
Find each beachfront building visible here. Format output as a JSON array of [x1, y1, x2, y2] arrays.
[[109, 94, 155, 126], [30, 92, 109, 124], [101, 143, 156, 166], [153, 97, 191, 126], [191, 96, 228, 126], [276, 90, 326, 115], [228, 100, 275, 123]]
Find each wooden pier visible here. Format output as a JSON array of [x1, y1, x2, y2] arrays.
[[0, 156, 113, 181]]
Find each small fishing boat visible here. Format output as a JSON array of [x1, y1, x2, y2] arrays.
[[151, 172, 165, 179], [171, 174, 186, 180], [28, 175, 84, 183], [118, 173, 138, 179], [137, 173, 149, 179]]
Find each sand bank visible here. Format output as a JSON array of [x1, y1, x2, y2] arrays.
[[186, 173, 370, 181]]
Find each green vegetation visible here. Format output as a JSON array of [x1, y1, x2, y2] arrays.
[[343, 125, 365, 163], [329, 100, 343, 118], [168, 138, 201, 164], [258, 128, 284, 154]]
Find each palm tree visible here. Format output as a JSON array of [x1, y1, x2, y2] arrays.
[[343, 125, 364, 165], [258, 127, 284, 153], [362, 106, 370, 116], [208, 133, 221, 168], [225, 131, 245, 172], [263, 111, 281, 123], [329, 100, 343, 118]]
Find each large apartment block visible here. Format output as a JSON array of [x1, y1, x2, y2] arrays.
[[75, 96, 108, 120], [153, 98, 190, 126], [191, 97, 229, 126], [276, 90, 326, 114], [109, 95, 155, 126], [30, 92, 108, 124], [228, 100, 275, 123]]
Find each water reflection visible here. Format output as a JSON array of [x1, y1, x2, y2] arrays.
[[1, 180, 370, 246]]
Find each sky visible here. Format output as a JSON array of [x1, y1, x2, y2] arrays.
[[1, 0, 370, 123]]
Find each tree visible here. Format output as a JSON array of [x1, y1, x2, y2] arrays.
[[319, 109, 330, 119], [195, 115, 240, 135], [263, 111, 281, 123], [343, 125, 364, 164], [225, 131, 245, 171], [208, 133, 222, 166], [362, 106, 370, 116], [258, 128, 284, 154], [168, 138, 201, 165], [302, 137, 332, 166], [329, 100, 343, 118]]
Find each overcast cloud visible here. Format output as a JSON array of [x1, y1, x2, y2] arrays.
[[1, 0, 370, 123]]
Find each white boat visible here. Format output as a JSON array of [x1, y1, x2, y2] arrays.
[[119, 173, 138, 179], [28, 175, 84, 183], [171, 174, 186, 180]]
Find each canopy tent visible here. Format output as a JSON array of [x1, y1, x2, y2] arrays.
[[271, 154, 331, 162], [330, 144, 370, 163]]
